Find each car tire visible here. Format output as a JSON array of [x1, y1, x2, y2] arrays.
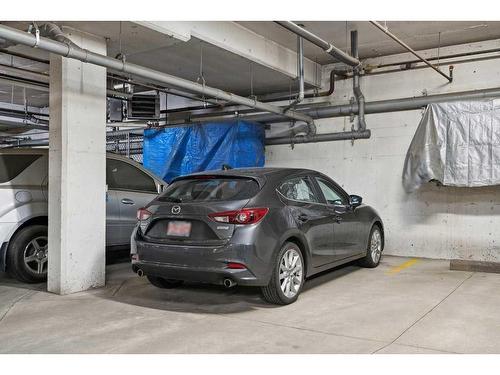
[[7, 225, 48, 283], [261, 242, 305, 305], [147, 275, 183, 289], [358, 224, 383, 268]]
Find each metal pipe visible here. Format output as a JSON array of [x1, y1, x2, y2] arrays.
[[0, 48, 224, 108], [266, 130, 371, 145], [0, 114, 48, 128], [0, 48, 50, 64], [350, 30, 366, 131], [106, 125, 148, 132], [216, 86, 500, 125], [0, 74, 132, 101], [370, 21, 453, 83], [371, 47, 500, 70], [108, 73, 225, 107], [0, 64, 49, 83], [5, 135, 146, 148], [250, 69, 336, 103], [1, 137, 49, 147], [0, 106, 48, 119], [8, 87, 500, 147], [166, 68, 335, 115], [151, 85, 500, 126], [0, 24, 313, 125], [275, 21, 360, 67], [0, 76, 49, 92], [38, 23, 79, 48], [106, 89, 133, 100], [284, 36, 304, 112], [314, 69, 336, 98]]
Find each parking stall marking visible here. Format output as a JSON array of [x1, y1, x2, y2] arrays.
[[386, 258, 420, 275]]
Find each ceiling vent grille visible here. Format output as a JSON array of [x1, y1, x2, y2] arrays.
[[127, 94, 160, 120]]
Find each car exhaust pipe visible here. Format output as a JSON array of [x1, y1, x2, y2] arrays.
[[137, 269, 144, 277], [223, 278, 236, 288]]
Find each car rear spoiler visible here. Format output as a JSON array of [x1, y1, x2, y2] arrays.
[[171, 173, 266, 188]]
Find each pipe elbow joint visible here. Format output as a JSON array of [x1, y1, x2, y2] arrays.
[[307, 121, 317, 136], [359, 121, 368, 132]]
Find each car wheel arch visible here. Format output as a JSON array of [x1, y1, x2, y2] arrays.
[[6, 216, 48, 255], [14, 216, 48, 232], [281, 234, 310, 277], [370, 220, 384, 250]]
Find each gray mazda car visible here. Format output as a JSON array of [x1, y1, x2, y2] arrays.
[[131, 168, 384, 305]]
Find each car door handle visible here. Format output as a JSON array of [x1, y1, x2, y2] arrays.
[[121, 198, 135, 205], [297, 213, 309, 222]]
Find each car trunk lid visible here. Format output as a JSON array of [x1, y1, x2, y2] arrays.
[[141, 176, 261, 246]]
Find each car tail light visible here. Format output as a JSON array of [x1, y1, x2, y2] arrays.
[[137, 208, 152, 221], [208, 208, 269, 224], [226, 262, 246, 269]]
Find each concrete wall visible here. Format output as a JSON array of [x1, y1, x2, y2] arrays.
[[265, 40, 500, 262]]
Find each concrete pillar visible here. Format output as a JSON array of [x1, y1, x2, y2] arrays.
[[47, 28, 107, 295]]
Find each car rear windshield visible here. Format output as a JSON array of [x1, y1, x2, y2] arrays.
[[159, 177, 260, 203], [0, 154, 42, 183]]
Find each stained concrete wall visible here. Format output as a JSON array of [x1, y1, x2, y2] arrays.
[[266, 39, 500, 262]]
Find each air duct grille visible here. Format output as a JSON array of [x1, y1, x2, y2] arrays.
[[127, 94, 160, 120]]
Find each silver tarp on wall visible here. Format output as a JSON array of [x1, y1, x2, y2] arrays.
[[403, 99, 500, 192]]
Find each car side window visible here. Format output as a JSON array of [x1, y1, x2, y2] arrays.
[[106, 158, 157, 193], [278, 177, 319, 203], [316, 177, 347, 205], [0, 154, 42, 183]]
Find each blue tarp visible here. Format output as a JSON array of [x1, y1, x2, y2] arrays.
[[143, 121, 265, 182]]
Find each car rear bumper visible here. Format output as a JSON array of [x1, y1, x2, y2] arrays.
[[132, 260, 262, 286], [132, 238, 272, 286]]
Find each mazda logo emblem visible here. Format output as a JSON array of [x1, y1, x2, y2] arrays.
[[171, 205, 181, 214]]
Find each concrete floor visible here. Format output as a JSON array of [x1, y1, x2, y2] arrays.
[[0, 255, 499, 354]]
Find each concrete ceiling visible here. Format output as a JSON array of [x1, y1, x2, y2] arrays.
[[2, 20, 500, 113], [239, 21, 500, 64], [0, 21, 304, 108]]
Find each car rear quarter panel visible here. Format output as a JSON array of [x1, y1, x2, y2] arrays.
[[243, 185, 317, 278], [355, 205, 384, 249]]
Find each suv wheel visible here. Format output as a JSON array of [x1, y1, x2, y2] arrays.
[[261, 242, 304, 305], [358, 225, 383, 268], [7, 225, 48, 283]]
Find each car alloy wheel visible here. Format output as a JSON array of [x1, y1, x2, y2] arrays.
[[279, 248, 303, 299], [23, 236, 48, 275], [370, 228, 382, 263]]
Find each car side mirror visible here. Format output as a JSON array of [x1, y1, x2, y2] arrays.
[[349, 194, 362, 208]]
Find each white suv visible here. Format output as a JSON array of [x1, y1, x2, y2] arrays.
[[0, 148, 165, 283]]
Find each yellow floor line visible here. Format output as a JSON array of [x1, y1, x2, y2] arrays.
[[386, 258, 420, 275]]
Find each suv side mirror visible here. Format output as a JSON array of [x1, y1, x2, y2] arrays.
[[349, 194, 362, 208]]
